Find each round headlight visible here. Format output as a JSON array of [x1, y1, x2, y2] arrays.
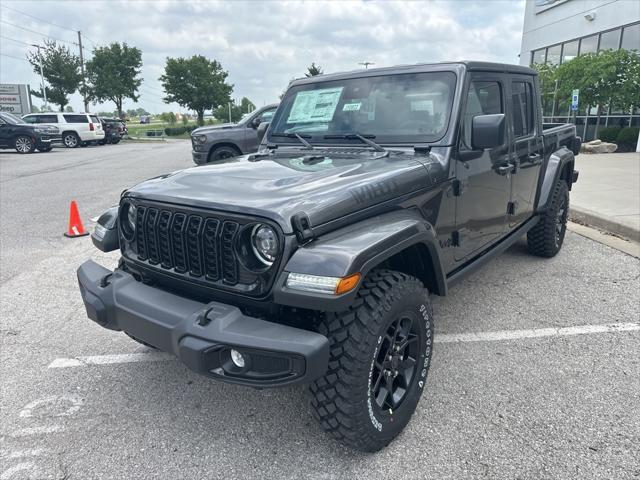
[[120, 202, 137, 240], [127, 204, 137, 231], [251, 224, 279, 265]]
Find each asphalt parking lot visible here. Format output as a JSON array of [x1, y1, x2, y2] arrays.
[[1, 142, 639, 480]]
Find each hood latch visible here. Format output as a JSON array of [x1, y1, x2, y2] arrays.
[[291, 212, 315, 244]]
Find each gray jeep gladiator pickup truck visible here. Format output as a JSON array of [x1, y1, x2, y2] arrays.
[[79, 61, 580, 452], [190, 103, 278, 164]]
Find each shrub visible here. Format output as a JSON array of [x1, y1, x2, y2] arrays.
[[616, 127, 639, 152], [164, 126, 187, 136], [598, 126, 621, 143]]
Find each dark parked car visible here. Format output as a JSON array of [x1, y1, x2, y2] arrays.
[[98, 118, 125, 144], [79, 62, 580, 452], [0, 112, 61, 153], [190, 103, 278, 164]]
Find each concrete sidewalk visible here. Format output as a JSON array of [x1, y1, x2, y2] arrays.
[[570, 152, 640, 241]]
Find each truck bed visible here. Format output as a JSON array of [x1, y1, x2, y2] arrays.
[[542, 122, 578, 155]]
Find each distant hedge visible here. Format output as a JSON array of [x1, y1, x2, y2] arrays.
[[164, 125, 197, 136], [598, 126, 621, 143], [616, 127, 639, 152]]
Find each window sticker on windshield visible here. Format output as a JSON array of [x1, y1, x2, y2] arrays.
[[342, 102, 361, 111], [287, 87, 343, 123], [410, 100, 434, 114]]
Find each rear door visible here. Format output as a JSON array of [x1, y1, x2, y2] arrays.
[[507, 76, 544, 228], [454, 74, 512, 261], [63, 114, 89, 139]]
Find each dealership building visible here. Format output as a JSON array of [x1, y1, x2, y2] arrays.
[[519, 0, 640, 141]]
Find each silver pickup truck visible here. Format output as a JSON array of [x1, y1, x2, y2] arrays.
[[190, 103, 278, 164]]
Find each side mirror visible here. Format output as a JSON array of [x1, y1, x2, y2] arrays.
[[471, 114, 505, 150], [257, 121, 270, 143], [250, 117, 263, 129]]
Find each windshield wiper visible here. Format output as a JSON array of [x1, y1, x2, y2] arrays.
[[270, 132, 314, 150], [323, 133, 386, 153]]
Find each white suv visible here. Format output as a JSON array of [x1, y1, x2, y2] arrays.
[[22, 112, 105, 148]]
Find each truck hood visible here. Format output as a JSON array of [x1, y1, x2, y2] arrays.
[[125, 149, 440, 234], [191, 123, 237, 135]]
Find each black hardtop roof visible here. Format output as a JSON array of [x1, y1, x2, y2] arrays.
[[290, 61, 536, 86]]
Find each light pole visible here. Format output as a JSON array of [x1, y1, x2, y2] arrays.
[[358, 62, 375, 69], [31, 44, 48, 110]]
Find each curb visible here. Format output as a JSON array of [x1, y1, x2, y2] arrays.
[[569, 207, 640, 242]]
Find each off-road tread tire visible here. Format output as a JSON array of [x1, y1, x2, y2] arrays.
[[310, 269, 431, 452], [527, 179, 569, 257]]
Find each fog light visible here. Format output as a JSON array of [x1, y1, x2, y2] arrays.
[[230, 349, 245, 368]]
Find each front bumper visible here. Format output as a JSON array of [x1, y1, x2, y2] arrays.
[[191, 150, 208, 165], [77, 260, 329, 387], [35, 135, 62, 147]]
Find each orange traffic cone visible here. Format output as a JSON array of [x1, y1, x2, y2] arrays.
[[64, 200, 90, 238]]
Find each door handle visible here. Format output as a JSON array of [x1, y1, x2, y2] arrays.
[[497, 163, 514, 175]]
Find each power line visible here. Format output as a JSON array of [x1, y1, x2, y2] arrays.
[[0, 3, 77, 32], [0, 51, 29, 62], [0, 34, 32, 47], [0, 20, 76, 46]]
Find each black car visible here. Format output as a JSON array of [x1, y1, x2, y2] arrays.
[[80, 61, 580, 451], [98, 118, 125, 145], [0, 112, 61, 153]]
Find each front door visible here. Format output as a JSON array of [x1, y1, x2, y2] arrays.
[[454, 75, 512, 261], [244, 107, 277, 152]]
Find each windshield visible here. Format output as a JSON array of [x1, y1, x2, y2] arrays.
[[268, 71, 456, 146], [0, 112, 26, 125]]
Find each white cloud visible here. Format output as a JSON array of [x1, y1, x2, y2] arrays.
[[0, 0, 525, 113]]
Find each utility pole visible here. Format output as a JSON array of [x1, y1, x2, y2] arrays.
[[359, 61, 375, 69], [31, 44, 48, 110], [228, 102, 232, 123], [77, 31, 89, 112]]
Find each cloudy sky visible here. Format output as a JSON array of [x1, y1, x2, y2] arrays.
[[0, 0, 526, 114]]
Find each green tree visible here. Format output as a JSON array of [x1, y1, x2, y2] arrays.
[[84, 42, 143, 118], [27, 40, 82, 111], [532, 63, 558, 116], [213, 97, 255, 123], [160, 111, 176, 124], [64, 105, 73, 112], [305, 62, 323, 77], [555, 49, 640, 137], [159, 55, 233, 126]]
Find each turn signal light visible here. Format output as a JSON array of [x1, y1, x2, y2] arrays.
[[335, 273, 361, 295]]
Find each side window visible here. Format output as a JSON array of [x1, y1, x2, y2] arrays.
[[257, 108, 276, 123], [63, 114, 89, 123], [22, 115, 37, 124], [39, 115, 58, 124], [511, 82, 534, 137], [462, 81, 502, 148]]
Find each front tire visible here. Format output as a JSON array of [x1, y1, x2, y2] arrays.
[[527, 179, 569, 257], [208, 145, 240, 162], [14, 136, 35, 154], [310, 270, 434, 452]]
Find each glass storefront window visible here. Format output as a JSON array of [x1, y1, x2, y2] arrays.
[[561, 40, 579, 63], [599, 29, 621, 51], [531, 49, 546, 65], [621, 23, 640, 52], [580, 34, 598, 54], [546, 44, 562, 65]]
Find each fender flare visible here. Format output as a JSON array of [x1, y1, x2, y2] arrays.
[[536, 146, 575, 213], [273, 209, 446, 311]]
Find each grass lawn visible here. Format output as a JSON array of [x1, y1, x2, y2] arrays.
[[126, 119, 221, 138]]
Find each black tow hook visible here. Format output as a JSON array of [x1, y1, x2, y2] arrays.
[[99, 273, 113, 288], [196, 306, 216, 327]]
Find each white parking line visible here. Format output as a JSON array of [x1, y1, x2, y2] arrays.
[[46, 322, 640, 369], [48, 352, 173, 369], [10, 425, 65, 437], [436, 322, 640, 343]]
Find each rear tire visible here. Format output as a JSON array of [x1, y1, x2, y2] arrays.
[[63, 132, 80, 148], [527, 179, 569, 257], [310, 269, 434, 452], [14, 136, 35, 154], [208, 145, 240, 162]]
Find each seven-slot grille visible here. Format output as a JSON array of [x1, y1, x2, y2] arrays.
[[133, 205, 240, 285]]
